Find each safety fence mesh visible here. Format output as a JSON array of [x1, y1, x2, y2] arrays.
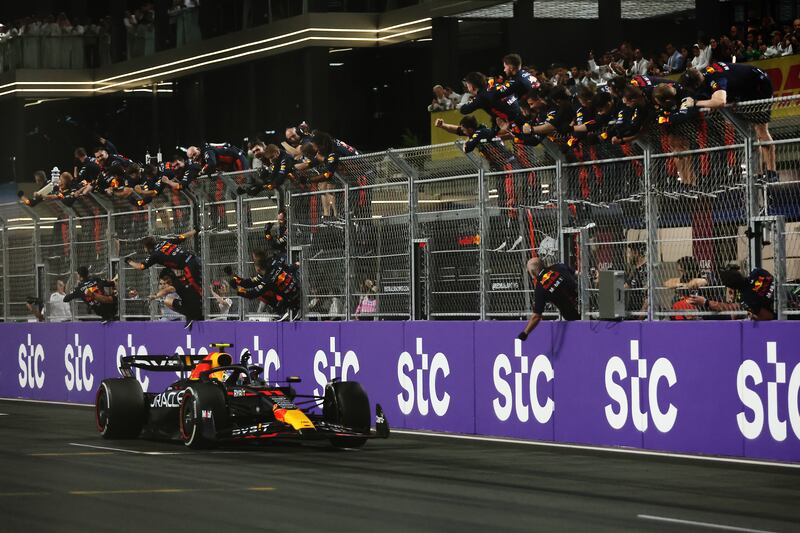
[[1, 96, 798, 321]]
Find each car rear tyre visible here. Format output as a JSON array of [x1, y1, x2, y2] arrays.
[[179, 384, 228, 449], [95, 378, 145, 439], [324, 381, 370, 449]]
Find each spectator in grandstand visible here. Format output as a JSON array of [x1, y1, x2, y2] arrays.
[[210, 280, 234, 319], [688, 265, 775, 320], [427, 84, 453, 112], [48, 278, 72, 322], [125, 229, 202, 297], [518, 258, 579, 341], [157, 277, 183, 321], [63, 266, 117, 322], [665, 43, 684, 73], [443, 86, 462, 108], [624, 242, 648, 315], [627, 48, 649, 76], [354, 278, 378, 320], [149, 267, 203, 327], [689, 43, 709, 71], [682, 63, 777, 182]]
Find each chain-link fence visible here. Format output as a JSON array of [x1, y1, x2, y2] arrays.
[[1, 95, 798, 322]]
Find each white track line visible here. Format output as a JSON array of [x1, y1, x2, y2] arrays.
[[0, 398, 92, 407], [69, 443, 185, 456], [637, 514, 777, 533], [0, 413, 8, 416], [391, 430, 800, 470]]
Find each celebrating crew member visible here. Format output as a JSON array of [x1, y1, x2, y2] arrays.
[[63, 266, 118, 322], [227, 256, 301, 320], [125, 229, 202, 297], [150, 267, 204, 327], [459, 71, 524, 126], [491, 53, 538, 101], [687, 264, 775, 320], [187, 142, 250, 174], [518, 258, 579, 340], [681, 62, 776, 181]]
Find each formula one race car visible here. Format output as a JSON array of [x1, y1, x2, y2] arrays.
[[94, 343, 389, 449]]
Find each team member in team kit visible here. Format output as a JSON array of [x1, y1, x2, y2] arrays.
[[227, 256, 301, 320], [150, 267, 204, 326], [62, 266, 118, 322], [681, 62, 777, 181], [518, 258, 580, 341], [688, 265, 776, 320], [125, 229, 202, 297]]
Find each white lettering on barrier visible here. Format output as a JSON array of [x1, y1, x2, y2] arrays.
[[397, 337, 451, 417], [492, 339, 554, 424], [737, 341, 800, 442], [116, 334, 149, 392], [18, 334, 45, 390], [604, 340, 677, 433], [241, 336, 280, 383], [313, 337, 359, 404], [174, 334, 209, 379], [64, 333, 94, 392]]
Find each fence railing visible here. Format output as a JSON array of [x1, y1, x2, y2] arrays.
[[2, 95, 799, 322]]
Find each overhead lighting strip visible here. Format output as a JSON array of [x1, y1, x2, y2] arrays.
[[0, 17, 432, 97]]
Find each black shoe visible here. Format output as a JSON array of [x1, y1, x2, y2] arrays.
[[236, 186, 248, 196]]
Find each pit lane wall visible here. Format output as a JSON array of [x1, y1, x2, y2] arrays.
[[1, 321, 799, 463]]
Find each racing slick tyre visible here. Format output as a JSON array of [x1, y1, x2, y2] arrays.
[[179, 383, 229, 449], [323, 381, 370, 449], [95, 378, 146, 439]]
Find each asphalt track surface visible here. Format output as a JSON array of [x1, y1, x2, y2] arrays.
[[1, 400, 799, 533]]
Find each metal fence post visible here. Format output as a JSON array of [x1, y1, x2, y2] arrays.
[[387, 148, 419, 321], [478, 167, 487, 321], [235, 194, 247, 320], [0, 218, 8, 321], [774, 215, 786, 320], [555, 159, 566, 263], [199, 198, 211, 319], [642, 143, 656, 321], [341, 178, 352, 321]]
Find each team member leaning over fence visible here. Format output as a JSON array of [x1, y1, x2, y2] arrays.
[[518, 258, 580, 341], [687, 264, 776, 320], [681, 63, 777, 182], [226, 256, 301, 321], [149, 267, 204, 328], [125, 229, 202, 297], [63, 266, 118, 322]]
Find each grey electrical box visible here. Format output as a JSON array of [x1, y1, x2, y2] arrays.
[[598, 270, 625, 320]]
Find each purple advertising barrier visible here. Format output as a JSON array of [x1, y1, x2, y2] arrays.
[[740, 322, 800, 462], [63, 322, 111, 405], [280, 321, 343, 402], [397, 321, 476, 433], [338, 322, 405, 427], [2, 322, 69, 402], [640, 322, 744, 457], [474, 321, 554, 441], [552, 321, 645, 449], [233, 322, 283, 383]]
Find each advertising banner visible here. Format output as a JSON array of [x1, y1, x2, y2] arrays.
[[1, 320, 799, 463]]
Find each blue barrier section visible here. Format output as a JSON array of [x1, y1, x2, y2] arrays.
[[1, 321, 799, 462]]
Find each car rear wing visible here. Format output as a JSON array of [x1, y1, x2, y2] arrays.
[[119, 354, 205, 374]]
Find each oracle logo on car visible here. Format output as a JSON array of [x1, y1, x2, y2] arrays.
[[64, 333, 94, 392], [241, 336, 280, 383], [493, 339, 554, 424], [397, 337, 451, 417], [313, 337, 359, 403], [604, 340, 678, 433], [18, 334, 45, 390], [737, 341, 800, 442], [116, 334, 149, 392]]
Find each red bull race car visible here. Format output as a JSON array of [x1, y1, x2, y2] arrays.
[[94, 343, 389, 449]]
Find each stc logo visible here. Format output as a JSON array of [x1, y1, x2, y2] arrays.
[[397, 338, 451, 417], [241, 336, 280, 383], [116, 334, 149, 391], [173, 334, 209, 378], [18, 334, 45, 390], [313, 337, 359, 401], [64, 333, 94, 392], [605, 340, 677, 433], [738, 341, 800, 442], [493, 339, 554, 423]]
